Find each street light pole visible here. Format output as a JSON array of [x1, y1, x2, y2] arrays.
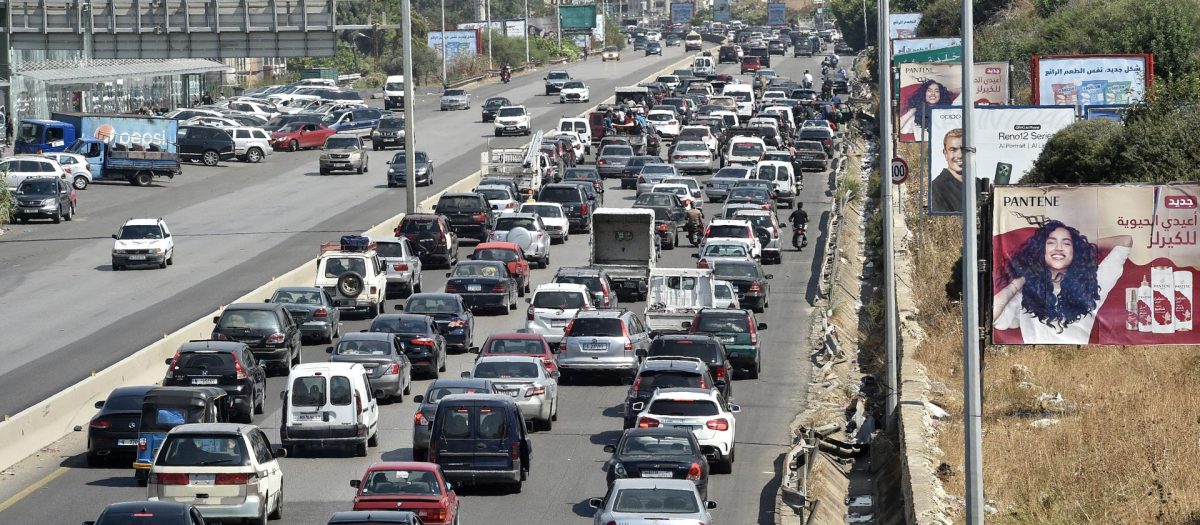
[[441, 0, 447, 85], [402, 0, 417, 214], [524, 0, 531, 65], [961, 0, 984, 521], [487, 0, 493, 70], [877, 0, 898, 431]]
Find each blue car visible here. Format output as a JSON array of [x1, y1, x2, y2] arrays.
[[323, 107, 383, 134], [398, 293, 476, 353]]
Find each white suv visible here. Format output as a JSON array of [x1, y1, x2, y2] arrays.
[[148, 423, 284, 523], [631, 388, 741, 473], [315, 241, 388, 316], [112, 218, 175, 270], [0, 155, 67, 190], [229, 127, 274, 163], [702, 219, 762, 260], [489, 212, 552, 267], [526, 283, 593, 345], [494, 106, 532, 136]]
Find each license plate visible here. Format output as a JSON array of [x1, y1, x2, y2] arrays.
[[642, 470, 674, 478], [718, 183, 729, 188], [128, 255, 147, 261], [334, 162, 348, 166], [294, 413, 321, 421], [721, 336, 736, 343], [190, 474, 215, 486], [584, 343, 609, 352], [20, 208, 37, 213], [191, 378, 218, 385], [467, 284, 482, 292], [551, 319, 568, 327], [505, 126, 516, 130], [118, 439, 138, 446], [673, 424, 698, 430]]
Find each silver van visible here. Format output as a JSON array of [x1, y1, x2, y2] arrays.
[[557, 309, 652, 383]]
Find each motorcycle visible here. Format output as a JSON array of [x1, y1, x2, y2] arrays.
[[792, 222, 808, 250], [686, 221, 704, 247], [500, 70, 511, 83]]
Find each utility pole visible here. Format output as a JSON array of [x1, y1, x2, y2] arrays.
[[441, 0, 447, 85], [557, 4, 563, 49], [487, 0, 493, 70], [961, 0, 984, 520], [878, 0, 898, 430], [402, 0, 417, 214], [861, 0, 869, 47], [524, 0, 531, 64]]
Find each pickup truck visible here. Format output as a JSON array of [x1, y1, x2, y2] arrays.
[[590, 208, 657, 301], [64, 138, 181, 186], [645, 268, 716, 334], [314, 239, 388, 316], [481, 134, 546, 197]]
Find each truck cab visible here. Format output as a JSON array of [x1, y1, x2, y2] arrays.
[[644, 268, 716, 333], [15, 119, 75, 154]]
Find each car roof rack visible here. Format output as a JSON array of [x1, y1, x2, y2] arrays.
[[320, 241, 376, 253]]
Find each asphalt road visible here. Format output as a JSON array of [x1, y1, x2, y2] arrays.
[[0, 48, 836, 525], [0, 44, 713, 417]]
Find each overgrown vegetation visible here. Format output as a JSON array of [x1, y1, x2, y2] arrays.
[[0, 173, 12, 228]]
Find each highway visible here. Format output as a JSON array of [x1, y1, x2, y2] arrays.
[[0, 45, 710, 417], [0, 48, 836, 525]]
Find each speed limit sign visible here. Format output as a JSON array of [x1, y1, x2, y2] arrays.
[[890, 157, 909, 184]]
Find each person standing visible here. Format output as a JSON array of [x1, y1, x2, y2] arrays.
[[3, 113, 11, 148]]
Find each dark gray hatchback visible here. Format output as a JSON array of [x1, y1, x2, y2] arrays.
[[211, 303, 303, 374]]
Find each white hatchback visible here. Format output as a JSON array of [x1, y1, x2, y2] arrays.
[[647, 110, 682, 137], [517, 202, 570, 243], [631, 388, 741, 473], [525, 283, 593, 345]]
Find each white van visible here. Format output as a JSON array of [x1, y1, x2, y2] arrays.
[[383, 75, 405, 110], [692, 56, 716, 77], [722, 84, 755, 117], [280, 362, 380, 456], [557, 117, 593, 153]]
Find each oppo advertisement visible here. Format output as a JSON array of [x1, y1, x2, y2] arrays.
[[889, 13, 922, 39], [897, 62, 1010, 142], [1031, 54, 1152, 107], [992, 185, 1200, 345], [925, 105, 1077, 215]]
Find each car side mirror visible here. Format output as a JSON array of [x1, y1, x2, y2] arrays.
[[94, 400, 106, 409], [589, 498, 604, 509], [758, 322, 768, 330], [264, 298, 272, 303], [525, 297, 532, 304], [764, 274, 774, 280], [550, 370, 561, 378], [164, 233, 171, 238], [691, 253, 699, 258], [706, 500, 718, 509], [681, 321, 692, 329], [111, 234, 118, 239], [164, 358, 175, 365], [603, 444, 616, 453], [272, 447, 288, 459], [213, 316, 221, 324], [635, 348, 647, 358], [468, 346, 481, 354], [631, 401, 645, 412], [279, 390, 287, 400], [621, 376, 634, 386], [394, 304, 404, 311], [350, 479, 361, 488], [445, 272, 453, 278], [431, 205, 438, 211], [460, 371, 472, 378], [413, 394, 424, 403]]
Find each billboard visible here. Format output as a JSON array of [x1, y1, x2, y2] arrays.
[[571, 33, 591, 49], [559, 5, 598, 30], [593, 14, 606, 43], [1086, 105, 1129, 122], [890, 13, 922, 39], [893, 37, 960, 57], [670, 2, 694, 25], [926, 105, 1077, 215], [427, 30, 481, 59], [897, 62, 1010, 142], [767, 3, 787, 26], [992, 184, 1200, 345], [1031, 54, 1153, 107], [713, 0, 731, 23], [458, 19, 527, 38]]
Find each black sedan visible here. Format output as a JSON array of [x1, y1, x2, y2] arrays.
[[645, 41, 663, 56], [726, 187, 777, 214], [481, 96, 512, 122], [387, 150, 435, 187], [712, 259, 773, 312], [443, 261, 519, 314], [86, 385, 155, 466], [367, 313, 448, 378], [397, 293, 475, 352], [603, 428, 711, 501]]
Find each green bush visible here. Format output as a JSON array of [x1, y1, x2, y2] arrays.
[[0, 173, 12, 227]]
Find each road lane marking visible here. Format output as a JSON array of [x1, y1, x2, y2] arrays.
[[0, 466, 69, 514]]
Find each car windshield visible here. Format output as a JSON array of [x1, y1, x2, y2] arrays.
[[17, 179, 58, 194], [566, 317, 624, 337], [474, 248, 520, 263], [548, 72, 570, 80], [444, 89, 466, 97], [155, 435, 249, 467], [473, 361, 540, 379], [498, 107, 525, 117], [486, 98, 509, 107], [118, 224, 163, 240], [485, 338, 544, 354], [398, 219, 439, 234], [532, 291, 587, 309], [563, 81, 585, 89], [217, 310, 280, 330], [636, 194, 675, 207], [451, 262, 506, 277], [360, 469, 442, 495], [323, 257, 366, 278], [521, 204, 562, 218], [708, 225, 750, 238], [495, 217, 537, 231], [612, 487, 700, 514], [384, 82, 405, 91], [370, 317, 431, 334], [704, 244, 749, 257], [333, 339, 393, 355], [426, 385, 487, 402], [325, 137, 359, 149], [731, 142, 763, 155], [714, 261, 761, 279], [601, 146, 634, 157], [404, 296, 462, 314], [619, 435, 696, 456]]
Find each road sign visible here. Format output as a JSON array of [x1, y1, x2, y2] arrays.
[[891, 157, 909, 184]]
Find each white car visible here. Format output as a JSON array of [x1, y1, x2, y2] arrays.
[[662, 176, 705, 203], [525, 283, 593, 345], [679, 125, 720, 154], [802, 119, 834, 132], [182, 115, 241, 129], [315, 241, 388, 316], [0, 155, 67, 190], [754, 159, 797, 208], [646, 30, 662, 42], [517, 202, 570, 243], [557, 118, 593, 153], [559, 81, 591, 103], [228, 127, 274, 163], [731, 209, 784, 264], [112, 218, 175, 270], [476, 184, 520, 214], [41, 152, 92, 190], [702, 219, 762, 260], [631, 388, 741, 473], [651, 183, 698, 209], [227, 99, 280, 120], [494, 105, 532, 136], [725, 136, 767, 166], [696, 238, 754, 269], [489, 212, 553, 267], [713, 279, 740, 308], [646, 110, 681, 137], [655, 75, 681, 91]]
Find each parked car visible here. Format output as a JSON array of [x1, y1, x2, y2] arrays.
[[319, 133, 369, 174], [464, 356, 560, 430], [327, 332, 414, 402], [228, 127, 273, 163], [602, 427, 711, 500], [268, 286, 342, 342], [350, 462, 460, 525], [12, 176, 75, 223], [86, 386, 155, 466], [270, 122, 337, 151], [411, 378, 497, 460], [41, 151, 92, 190], [176, 125, 236, 166]]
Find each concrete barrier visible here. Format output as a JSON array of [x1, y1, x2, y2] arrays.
[[0, 44, 721, 474]]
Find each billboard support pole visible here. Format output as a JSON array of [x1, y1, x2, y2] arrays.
[[486, 0, 493, 70], [440, 0, 447, 85], [878, 0, 899, 432], [524, 0, 530, 65], [402, 0, 417, 214], [961, 0, 985, 521], [919, 99, 927, 248], [557, 5, 562, 49], [861, 0, 868, 46]]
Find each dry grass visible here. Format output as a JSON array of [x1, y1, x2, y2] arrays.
[[903, 185, 1200, 524]]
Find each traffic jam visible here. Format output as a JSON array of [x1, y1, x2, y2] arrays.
[[62, 22, 853, 525]]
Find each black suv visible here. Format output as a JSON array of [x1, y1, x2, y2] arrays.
[[538, 184, 592, 233], [641, 334, 732, 399], [621, 356, 717, 429], [176, 125, 236, 166], [211, 303, 303, 374], [163, 340, 268, 422], [371, 115, 405, 150], [433, 192, 494, 241], [552, 267, 621, 309]]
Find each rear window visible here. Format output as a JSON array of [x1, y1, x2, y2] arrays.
[[601, 146, 634, 157], [291, 376, 326, 406], [715, 285, 734, 300], [96, 512, 187, 525], [373, 242, 406, 258], [330, 376, 352, 406], [360, 469, 442, 496], [703, 244, 749, 257], [155, 435, 249, 467], [647, 399, 720, 417], [398, 219, 440, 234], [495, 217, 537, 231], [540, 187, 583, 202], [555, 275, 602, 293], [708, 225, 750, 238], [477, 409, 508, 439], [272, 290, 323, 304], [619, 434, 695, 456], [485, 338, 546, 355], [714, 168, 751, 179], [714, 261, 761, 280], [533, 291, 587, 309], [426, 386, 487, 402], [102, 394, 147, 413], [323, 257, 367, 279], [437, 196, 484, 210], [477, 188, 512, 201], [567, 317, 624, 337], [404, 296, 462, 314], [474, 248, 521, 263], [731, 142, 764, 155], [175, 352, 235, 371], [334, 339, 393, 355], [696, 314, 751, 333], [473, 361, 540, 379], [370, 316, 430, 334], [637, 371, 703, 389], [650, 339, 722, 363], [217, 310, 280, 330], [440, 409, 472, 439], [521, 204, 562, 218]]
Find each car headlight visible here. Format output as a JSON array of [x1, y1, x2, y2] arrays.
[[153, 247, 163, 253], [388, 168, 396, 174], [613, 462, 628, 477], [113, 249, 126, 254], [41, 199, 56, 206], [416, 167, 428, 174], [372, 130, 380, 136]]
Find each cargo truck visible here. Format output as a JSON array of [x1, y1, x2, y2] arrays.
[[480, 132, 548, 197], [15, 112, 180, 186], [589, 208, 657, 301]]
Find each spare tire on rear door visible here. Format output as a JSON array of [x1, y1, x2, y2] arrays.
[[505, 227, 534, 252], [337, 272, 365, 297]]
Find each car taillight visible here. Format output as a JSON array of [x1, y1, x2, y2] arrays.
[[474, 213, 488, 221], [563, 320, 575, 336], [824, 139, 831, 146], [428, 441, 437, 462], [313, 308, 329, 318], [631, 377, 642, 391], [86, 162, 92, 171], [670, 120, 678, 125], [706, 182, 714, 188], [393, 263, 409, 272], [527, 307, 535, 321], [216, 473, 248, 485], [356, 394, 363, 414], [623, 323, 633, 351], [436, 232, 447, 245], [419, 509, 447, 521], [512, 441, 520, 460], [762, 204, 772, 210], [233, 352, 248, 380], [707, 418, 730, 431], [448, 319, 466, 328], [687, 462, 703, 481], [506, 202, 515, 209], [749, 281, 762, 293], [493, 284, 506, 292], [152, 473, 189, 485], [601, 282, 612, 306], [90, 420, 112, 429], [383, 363, 401, 375], [370, 286, 378, 294], [749, 316, 759, 344], [138, 437, 148, 451], [638, 417, 661, 428], [415, 412, 428, 426], [444, 283, 457, 292], [411, 338, 435, 347], [656, 223, 669, 232], [165, 352, 181, 379], [638, 176, 646, 183], [526, 386, 546, 397], [266, 333, 285, 344], [581, 203, 588, 215], [715, 365, 727, 380], [598, 159, 607, 165]]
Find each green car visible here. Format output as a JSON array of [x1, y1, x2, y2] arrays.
[[684, 308, 768, 379]]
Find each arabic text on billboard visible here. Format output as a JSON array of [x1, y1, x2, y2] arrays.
[[992, 184, 1200, 345], [897, 62, 1010, 143], [560, 5, 598, 29], [889, 13, 921, 39], [427, 30, 479, 59], [670, 2, 694, 25], [892, 37, 960, 57], [926, 106, 1077, 215], [1032, 54, 1151, 107], [767, 3, 787, 26]]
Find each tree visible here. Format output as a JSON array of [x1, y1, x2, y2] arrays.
[[1024, 119, 1125, 184]]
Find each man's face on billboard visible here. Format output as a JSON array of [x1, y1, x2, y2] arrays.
[[943, 135, 963, 177]]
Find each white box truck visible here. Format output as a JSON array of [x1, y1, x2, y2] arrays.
[[590, 208, 657, 301]]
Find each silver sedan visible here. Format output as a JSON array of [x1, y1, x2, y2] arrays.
[[440, 88, 471, 110], [669, 140, 716, 174], [464, 355, 560, 431], [590, 478, 717, 525]]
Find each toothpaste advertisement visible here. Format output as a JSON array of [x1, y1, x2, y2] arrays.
[[897, 62, 1010, 142], [993, 184, 1200, 345], [1031, 54, 1152, 108]]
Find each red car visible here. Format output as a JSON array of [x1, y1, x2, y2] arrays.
[[741, 56, 762, 74], [473, 333, 559, 374], [351, 462, 459, 525], [270, 122, 337, 151], [471, 242, 532, 296]]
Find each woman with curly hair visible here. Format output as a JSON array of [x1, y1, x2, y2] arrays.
[[993, 220, 1133, 344], [899, 79, 954, 140]]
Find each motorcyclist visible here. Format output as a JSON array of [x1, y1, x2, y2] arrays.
[[802, 70, 813, 88], [501, 64, 512, 82], [788, 203, 809, 247], [685, 206, 705, 244]]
